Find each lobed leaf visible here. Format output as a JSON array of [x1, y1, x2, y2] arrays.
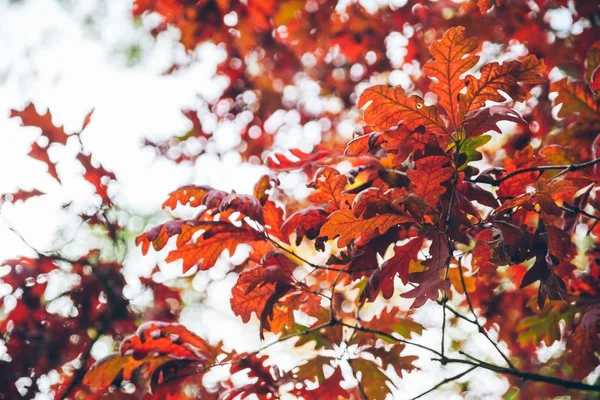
[[423, 26, 479, 128], [320, 210, 413, 248], [459, 55, 546, 117], [358, 85, 449, 138]]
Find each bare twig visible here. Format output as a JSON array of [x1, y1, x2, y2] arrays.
[[409, 366, 477, 400], [467, 156, 600, 186], [456, 259, 516, 370]]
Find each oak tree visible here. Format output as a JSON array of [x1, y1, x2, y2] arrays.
[[1, 1, 600, 399]]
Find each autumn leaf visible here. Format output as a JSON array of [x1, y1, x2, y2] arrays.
[[380, 125, 437, 165], [84, 322, 215, 392], [262, 200, 288, 243], [306, 367, 350, 399], [375, 237, 425, 299], [461, 106, 526, 138], [351, 358, 394, 400], [253, 174, 279, 205], [0, 189, 45, 204], [460, 55, 546, 117], [423, 26, 479, 128], [585, 41, 600, 83], [363, 344, 419, 378], [77, 153, 115, 205], [551, 78, 600, 120], [320, 210, 413, 247], [266, 145, 335, 171], [165, 222, 263, 272], [10, 104, 70, 145], [230, 252, 298, 338], [520, 255, 568, 309], [401, 231, 451, 308], [344, 131, 383, 156], [162, 185, 215, 209], [358, 85, 449, 138], [448, 265, 476, 294], [136, 220, 208, 254], [406, 155, 454, 206], [219, 193, 264, 222], [281, 207, 328, 245], [566, 324, 600, 379], [308, 167, 352, 212]]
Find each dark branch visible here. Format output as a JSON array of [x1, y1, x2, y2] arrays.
[[467, 156, 600, 186], [409, 366, 477, 400]]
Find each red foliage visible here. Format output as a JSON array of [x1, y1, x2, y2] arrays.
[[3, 1, 600, 399]]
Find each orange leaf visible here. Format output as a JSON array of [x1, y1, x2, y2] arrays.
[[266, 145, 335, 171], [230, 252, 297, 338], [84, 322, 214, 392], [423, 26, 479, 128], [406, 155, 454, 206], [448, 265, 476, 294], [380, 125, 437, 164], [165, 223, 262, 272], [281, 207, 328, 245], [308, 167, 352, 212], [262, 200, 288, 243], [551, 78, 600, 120], [460, 55, 546, 117], [358, 85, 449, 138], [162, 185, 215, 209], [320, 210, 413, 247]]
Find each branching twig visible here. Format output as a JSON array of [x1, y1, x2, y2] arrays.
[[456, 259, 516, 370], [467, 156, 600, 186], [561, 203, 600, 221], [409, 366, 477, 400], [445, 355, 600, 392]]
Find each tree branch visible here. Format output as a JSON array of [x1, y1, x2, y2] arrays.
[[467, 156, 600, 186], [561, 203, 600, 221], [409, 366, 477, 400], [446, 354, 600, 392], [456, 259, 516, 370]]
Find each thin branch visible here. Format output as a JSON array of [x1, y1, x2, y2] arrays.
[[561, 203, 600, 221], [456, 260, 516, 370], [444, 355, 600, 392], [441, 140, 461, 358], [340, 320, 600, 393], [437, 300, 476, 324], [467, 156, 600, 186], [409, 366, 477, 400], [199, 320, 336, 375], [261, 232, 376, 274], [336, 320, 443, 358]]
